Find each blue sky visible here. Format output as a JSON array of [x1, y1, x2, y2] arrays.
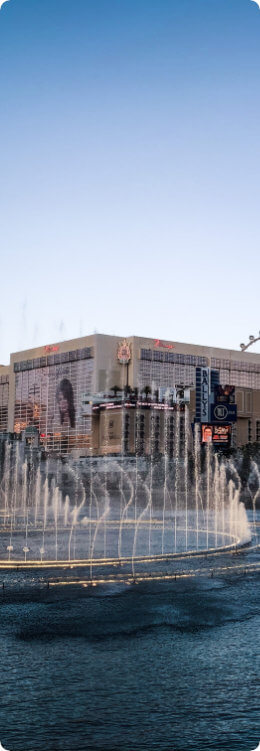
[[0, 0, 260, 363]]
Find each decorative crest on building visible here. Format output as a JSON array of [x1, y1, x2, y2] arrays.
[[117, 340, 131, 365]]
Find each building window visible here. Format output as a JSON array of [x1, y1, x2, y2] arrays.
[[256, 421, 260, 442], [236, 390, 244, 413], [248, 419, 252, 443], [245, 392, 252, 413]]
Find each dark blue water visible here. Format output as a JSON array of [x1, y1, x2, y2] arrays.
[[0, 557, 259, 751]]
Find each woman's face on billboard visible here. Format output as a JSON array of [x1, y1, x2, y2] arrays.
[[57, 390, 69, 418]]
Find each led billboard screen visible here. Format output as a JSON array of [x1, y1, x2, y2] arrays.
[[214, 385, 235, 404], [14, 352, 93, 452], [201, 424, 231, 445]]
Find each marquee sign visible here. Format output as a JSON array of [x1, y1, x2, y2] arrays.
[[117, 340, 131, 365]]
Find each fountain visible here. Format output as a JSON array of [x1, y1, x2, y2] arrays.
[[0, 407, 253, 582]]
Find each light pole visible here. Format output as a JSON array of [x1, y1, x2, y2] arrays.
[[240, 333, 260, 352]]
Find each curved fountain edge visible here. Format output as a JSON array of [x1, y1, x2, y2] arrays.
[[0, 536, 253, 570]]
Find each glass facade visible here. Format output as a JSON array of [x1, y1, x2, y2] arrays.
[[14, 348, 94, 452], [0, 376, 9, 433], [138, 349, 208, 389], [0, 337, 259, 453], [211, 358, 260, 389]]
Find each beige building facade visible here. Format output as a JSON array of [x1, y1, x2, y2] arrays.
[[1, 333, 260, 452]]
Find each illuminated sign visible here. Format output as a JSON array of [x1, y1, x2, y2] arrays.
[[211, 404, 237, 422], [200, 368, 210, 422], [117, 340, 131, 365], [214, 385, 235, 404], [154, 339, 175, 349], [201, 425, 213, 443], [44, 345, 60, 353], [14, 356, 94, 449], [92, 401, 177, 412], [213, 405, 228, 420], [201, 424, 231, 444]]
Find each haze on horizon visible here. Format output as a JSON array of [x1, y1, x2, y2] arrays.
[[1, 0, 260, 365]]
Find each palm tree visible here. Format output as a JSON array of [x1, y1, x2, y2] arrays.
[[111, 385, 121, 397], [143, 385, 151, 401]]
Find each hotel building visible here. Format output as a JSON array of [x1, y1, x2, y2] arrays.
[[1, 333, 260, 454]]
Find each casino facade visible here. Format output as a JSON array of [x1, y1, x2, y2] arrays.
[[1, 333, 260, 455]]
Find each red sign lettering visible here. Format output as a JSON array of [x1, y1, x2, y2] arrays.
[[154, 339, 175, 349], [44, 345, 60, 353]]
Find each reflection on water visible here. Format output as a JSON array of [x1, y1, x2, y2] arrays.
[[0, 530, 259, 751]]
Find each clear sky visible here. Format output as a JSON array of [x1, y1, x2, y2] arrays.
[[0, 0, 260, 363]]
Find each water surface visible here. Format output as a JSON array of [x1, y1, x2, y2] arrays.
[[0, 552, 259, 751]]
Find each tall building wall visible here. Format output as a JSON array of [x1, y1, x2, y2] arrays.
[[130, 336, 260, 392], [8, 335, 96, 452], [0, 365, 10, 433], [2, 332, 260, 450], [94, 334, 123, 392]]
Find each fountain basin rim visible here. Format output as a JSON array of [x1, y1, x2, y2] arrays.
[[48, 560, 260, 586], [0, 537, 249, 569]]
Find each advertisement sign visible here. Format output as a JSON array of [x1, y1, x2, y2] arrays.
[[210, 404, 237, 423], [201, 424, 231, 444], [201, 425, 213, 443], [200, 368, 210, 422], [214, 385, 235, 404], [14, 358, 94, 449]]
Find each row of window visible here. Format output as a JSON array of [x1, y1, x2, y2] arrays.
[[0, 383, 9, 407], [219, 370, 260, 389], [138, 362, 196, 388], [212, 358, 260, 374], [14, 347, 93, 373], [0, 407, 8, 433], [140, 349, 208, 366], [0, 382, 9, 431], [248, 419, 260, 443]]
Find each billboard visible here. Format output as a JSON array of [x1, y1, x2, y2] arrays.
[[200, 368, 210, 422], [14, 354, 93, 451], [214, 385, 235, 404], [210, 403, 237, 423], [201, 424, 231, 445]]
